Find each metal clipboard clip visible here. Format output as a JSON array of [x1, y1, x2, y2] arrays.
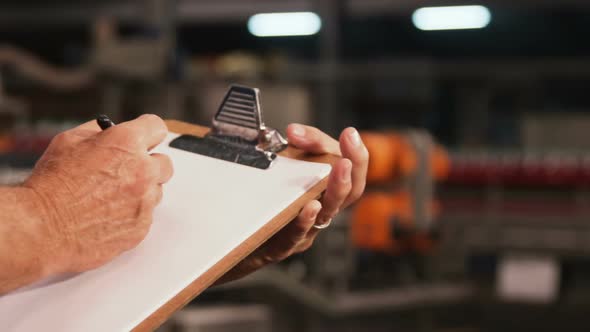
[[169, 85, 288, 169]]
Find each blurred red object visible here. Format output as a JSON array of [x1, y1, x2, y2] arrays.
[[0, 134, 14, 153]]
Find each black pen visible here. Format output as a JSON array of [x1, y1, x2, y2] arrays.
[[96, 114, 116, 130]]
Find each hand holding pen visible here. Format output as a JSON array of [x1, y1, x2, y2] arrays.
[[22, 114, 173, 278]]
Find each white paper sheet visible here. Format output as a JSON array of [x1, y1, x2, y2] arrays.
[[0, 133, 331, 331]]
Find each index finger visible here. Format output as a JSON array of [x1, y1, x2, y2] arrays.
[[340, 127, 369, 207], [287, 124, 341, 156], [100, 114, 168, 151]]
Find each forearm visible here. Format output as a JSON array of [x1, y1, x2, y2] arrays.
[[0, 186, 55, 294]]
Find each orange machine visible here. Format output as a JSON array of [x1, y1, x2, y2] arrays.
[[361, 131, 450, 184], [351, 131, 448, 255], [351, 191, 441, 255]]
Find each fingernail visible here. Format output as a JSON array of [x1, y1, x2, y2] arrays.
[[348, 128, 362, 147], [340, 160, 352, 182], [291, 124, 306, 138]]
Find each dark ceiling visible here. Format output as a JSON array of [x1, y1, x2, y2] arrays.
[[1, 1, 590, 64]]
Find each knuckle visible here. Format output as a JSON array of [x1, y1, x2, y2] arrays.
[[141, 114, 167, 131], [140, 113, 162, 123], [141, 186, 163, 208], [154, 123, 168, 139], [292, 217, 312, 234], [106, 127, 142, 149], [51, 132, 72, 146], [261, 253, 280, 265], [126, 161, 154, 195], [122, 130, 142, 149], [333, 187, 351, 203], [342, 179, 354, 193], [158, 154, 174, 180]]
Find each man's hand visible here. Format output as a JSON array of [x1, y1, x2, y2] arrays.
[[23, 114, 173, 276], [216, 124, 368, 284]]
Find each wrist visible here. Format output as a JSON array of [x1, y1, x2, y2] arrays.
[[15, 185, 68, 278], [0, 185, 62, 293]]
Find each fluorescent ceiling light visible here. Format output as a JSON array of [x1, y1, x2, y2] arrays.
[[248, 12, 322, 37], [412, 5, 491, 31]]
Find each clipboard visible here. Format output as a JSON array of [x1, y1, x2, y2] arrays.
[[0, 85, 338, 332], [138, 87, 338, 330]]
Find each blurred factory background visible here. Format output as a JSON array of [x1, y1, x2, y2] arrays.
[[2, 0, 590, 331]]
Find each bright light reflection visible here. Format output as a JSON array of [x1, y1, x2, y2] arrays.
[[248, 12, 322, 37], [412, 5, 491, 31]]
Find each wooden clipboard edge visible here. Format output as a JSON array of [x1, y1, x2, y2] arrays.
[[133, 120, 339, 331]]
